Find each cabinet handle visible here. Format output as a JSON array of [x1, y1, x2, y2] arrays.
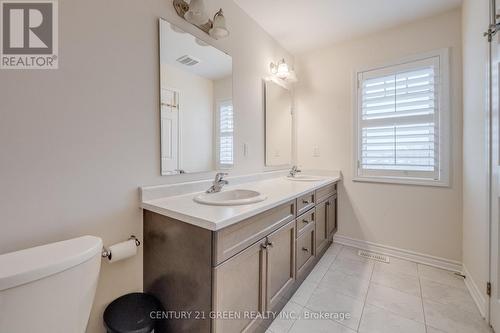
[[267, 241, 274, 247], [302, 247, 309, 252], [261, 243, 268, 249], [302, 219, 309, 224], [326, 201, 330, 206], [302, 199, 309, 204]]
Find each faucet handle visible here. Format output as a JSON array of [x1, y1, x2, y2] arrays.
[[215, 172, 229, 182]]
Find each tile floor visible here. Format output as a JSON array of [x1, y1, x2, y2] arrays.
[[267, 244, 493, 333]]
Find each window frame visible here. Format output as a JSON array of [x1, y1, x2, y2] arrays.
[[352, 49, 451, 187]]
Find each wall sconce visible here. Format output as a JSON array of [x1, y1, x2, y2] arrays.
[[270, 59, 298, 83], [173, 0, 230, 40]]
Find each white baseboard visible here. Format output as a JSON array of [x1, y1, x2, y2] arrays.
[[333, 234, 462, 272], [463, 264, 487, 318]]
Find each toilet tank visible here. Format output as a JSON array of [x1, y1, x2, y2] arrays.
[[0, 236, 103, 333]]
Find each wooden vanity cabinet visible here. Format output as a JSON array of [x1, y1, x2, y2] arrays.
[[265, 220, 296, 311], [327, 194, 338, 236], [213, 238, 267, 333], [315, 199, 330, 254], [143, 181, 339, 333]]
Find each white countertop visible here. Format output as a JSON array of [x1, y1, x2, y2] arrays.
[[141, 172, 341, 231]]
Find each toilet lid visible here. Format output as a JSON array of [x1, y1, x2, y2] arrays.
[[0, 235, 102, 291]]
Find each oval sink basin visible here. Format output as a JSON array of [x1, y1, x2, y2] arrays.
[[194, 189, 267, 206], [286, 175, 325, 182]]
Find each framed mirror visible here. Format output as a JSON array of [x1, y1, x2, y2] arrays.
[[264, 80, 293, 167], [159, 19, 233, 175]]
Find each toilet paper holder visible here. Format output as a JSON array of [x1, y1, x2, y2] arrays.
[[101, 235, 141, 259]]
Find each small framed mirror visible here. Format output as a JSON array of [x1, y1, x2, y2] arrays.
[[159, 19, 233, 175], [264, 80, 293, 167]]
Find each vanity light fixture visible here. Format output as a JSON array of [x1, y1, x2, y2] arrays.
[[209, 9, 229, 40], [270, 58, 298, 83], [173, 0, 230, 40]]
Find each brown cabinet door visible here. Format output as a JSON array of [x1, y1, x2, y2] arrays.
[[266, 220, 296, 310], [327, 195, 338, 236], [315, 200, 329, 254], [213, 239, 267, 333]]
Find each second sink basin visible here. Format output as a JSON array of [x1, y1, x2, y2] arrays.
[[194, 189, 267, 206]]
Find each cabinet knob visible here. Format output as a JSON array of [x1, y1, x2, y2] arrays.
[[267, 241, 274, 247], [302, 247, 309, 252], [261, 243, 268, 249]]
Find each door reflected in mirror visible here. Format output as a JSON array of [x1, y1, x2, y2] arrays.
[[159, 19, 233, 175], [265, 80, 292, 167]]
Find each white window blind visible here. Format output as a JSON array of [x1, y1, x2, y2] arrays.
[[219, 100, 234, 167], [355, 53, 449, 185]]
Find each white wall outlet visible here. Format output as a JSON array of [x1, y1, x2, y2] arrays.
[[313, 146, 320, 157]]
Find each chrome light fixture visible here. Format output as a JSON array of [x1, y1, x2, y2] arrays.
[[209, 9, 229, 40], [173, 0, 230, 40], [183, 0, 208, 25]]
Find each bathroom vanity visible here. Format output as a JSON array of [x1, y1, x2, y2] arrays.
[[141, 173, 340, 333]]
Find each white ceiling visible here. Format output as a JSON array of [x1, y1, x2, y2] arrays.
[[233, 0, 462, 54]]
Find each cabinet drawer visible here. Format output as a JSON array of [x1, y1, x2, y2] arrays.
[[213, 200, 295, 266], [296, 224, 315, 275], [316, 183, 337, 203], [296, 209, 315, 236], [297, 191, 315, 216]]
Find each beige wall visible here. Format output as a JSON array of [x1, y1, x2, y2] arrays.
[[462, 0, 490, 313], [295, 9, 463, 261], [0, 0, 291, 332]]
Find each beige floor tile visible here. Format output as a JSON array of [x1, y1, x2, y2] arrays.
[[417, 264, 466, 290], [371, 265, 421, 296], [319, 268, 370, 301], [358, 304, 426, 333], [306, 262, 330, 284], [289, 308, 356, 333], [423, 299, 492, 333], [267, 301, 303, 333], [426, 326, 448, 333], [306, 287, 364, 330], [366, 283, 425, 323], [420, 278, 479, 315], [290, 281, 318, 306], [329, 257, 374, 281]]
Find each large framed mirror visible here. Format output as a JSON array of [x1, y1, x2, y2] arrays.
[[159, 19, 233, 175], [264, 80, 293, 167]]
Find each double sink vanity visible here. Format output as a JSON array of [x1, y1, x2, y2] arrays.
[[141, 170, 341, 333], [149, 16, 340, 333]]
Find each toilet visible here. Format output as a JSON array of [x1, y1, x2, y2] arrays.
[[0, 236, 103, 333]]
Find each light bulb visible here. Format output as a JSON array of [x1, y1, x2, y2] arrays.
[[184, 0, 209, 25], [209, 9, 229, 39], [276, 59, 289, 79]]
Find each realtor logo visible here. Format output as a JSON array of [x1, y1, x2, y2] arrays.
[[1, 0, 58, 69]]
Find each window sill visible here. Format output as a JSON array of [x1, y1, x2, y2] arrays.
[[352, 176, 449, 188]]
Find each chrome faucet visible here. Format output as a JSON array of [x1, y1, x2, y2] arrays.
[[289, 165, 302, 177], [206, 172, 229, 193]]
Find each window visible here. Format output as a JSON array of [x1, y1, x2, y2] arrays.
[[354, 50, 450, 186], [218, 100, 234, 168]]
